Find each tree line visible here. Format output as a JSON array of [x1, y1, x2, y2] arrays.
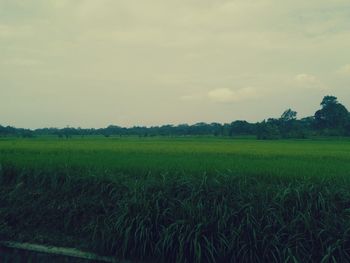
[[1, 96, 350, 139]]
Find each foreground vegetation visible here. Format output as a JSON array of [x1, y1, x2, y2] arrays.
[[1, 137, 350, 262]]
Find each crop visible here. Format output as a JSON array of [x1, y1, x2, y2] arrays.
[[1, 137, 350, 262]]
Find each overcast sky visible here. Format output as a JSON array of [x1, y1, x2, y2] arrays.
[[1, 0, 349, 128]]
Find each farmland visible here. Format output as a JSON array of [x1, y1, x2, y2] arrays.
[[1, 136, 350, 178], [1, 136, 350, 262]]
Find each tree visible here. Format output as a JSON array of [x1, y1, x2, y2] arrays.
[[257, 121, 281, 140], [280, 109, 297, 121], [229, 121, 256, 136], [314, 95, 349, 133], [278, 109, 305, 138], [320, 95, 338, 108], [61, 127, 76, 139]]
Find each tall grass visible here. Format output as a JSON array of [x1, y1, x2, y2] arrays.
[[1, 165, 350, 262], [1, 137, 350, 262]]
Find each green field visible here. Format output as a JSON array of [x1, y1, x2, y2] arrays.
[[1, 137, 350, 262], [1, 136, 350, 178]]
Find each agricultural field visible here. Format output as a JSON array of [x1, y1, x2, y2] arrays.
[[1, 136, 350, 178], [1, 136, 350, 262]]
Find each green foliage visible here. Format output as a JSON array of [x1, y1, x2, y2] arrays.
[[255, 94, 350, 140], [1, 137, 350, 262], [256, 121, 281, 140], [279, 109, 307, 139], [229, 120, 256, 136], [2, 95, 350, 140], [314, 96, 349, 133], [0, 125, 33, 138], [280, 109, 297, 121]]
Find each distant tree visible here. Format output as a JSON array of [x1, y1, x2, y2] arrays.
[[300, 116, 314, 126], [257, 121, 281, 140], [221, 124, 231, 136], [174, 124, 189, 136], [280, 109, 297, 121], [61, 127, 76, 139], [210, 122, 223, 136], [0, 126, 17, 137], [314, 95, 349, 134], [0, 125, 5, 137], [2, 95, 349, 139], [21, 130, 34, 138], [298, 116, 314, 137], [320, 95, 338, 108], [346, 115, 350, 135], [278, 109, 306, 138], [229, 121, 256, 136]]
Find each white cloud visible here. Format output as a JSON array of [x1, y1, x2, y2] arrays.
[[295, 74, 327, 90], [337, 64, 350, 75], [207, 87, 259, 103], [295, 73, 317, 83]]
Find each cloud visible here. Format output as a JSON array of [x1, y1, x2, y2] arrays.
[[1, 0, 350, 128], [295, 73, 317, 83], [207, 87, 259, 103], [336, 64, 350, 75], [2, 58, 43, 66], [0, 24, 32, 38], [295, 74, 327, 90], [180, 95, 202, 101]]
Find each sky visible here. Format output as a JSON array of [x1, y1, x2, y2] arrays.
[[1, 0, 350, 129]]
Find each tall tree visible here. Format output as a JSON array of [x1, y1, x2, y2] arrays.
[[314, 95, 349, 131], [280, 109, 297, 121]]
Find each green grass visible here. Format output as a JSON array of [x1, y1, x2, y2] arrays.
[[1, 136, 350, 262], [1, 136, 350, 178]]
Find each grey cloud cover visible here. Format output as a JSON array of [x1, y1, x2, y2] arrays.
[[0, 0, 349, 128]]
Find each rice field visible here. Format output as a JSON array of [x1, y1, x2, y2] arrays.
[[1, 136, 350, 178], [1, 136, 350, 262]]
